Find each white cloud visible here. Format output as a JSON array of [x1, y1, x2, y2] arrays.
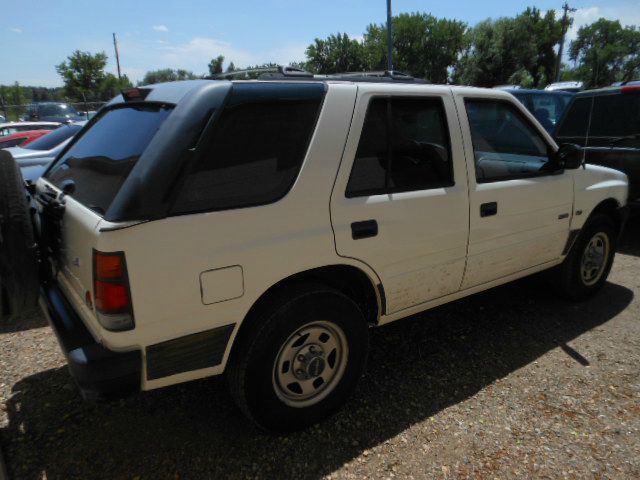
[[553, 4, 640, 63], [10, 27, 22, 33], [566, 6, 638, 41], [152, 25, 169, 33], [159, 37, 306, 71]]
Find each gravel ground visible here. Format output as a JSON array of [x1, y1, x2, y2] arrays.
[[1, 221, 639, 480]]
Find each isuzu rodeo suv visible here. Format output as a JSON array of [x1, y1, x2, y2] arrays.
[[0, 69, 629, 432]]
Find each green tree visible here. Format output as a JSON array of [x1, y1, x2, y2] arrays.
[[364, 13, 467, 83], [226, 61, 236, 73], [56, 50, 108, 101], [454, 8, 562, 87], [569, 19, 640, 87], [208, 55, 225, 75], [305, 33, 367, 74], [99, 73, 133, 100], [140, 68, 198, 85]]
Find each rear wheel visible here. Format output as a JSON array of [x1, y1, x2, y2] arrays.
[[0, 150, 40, 318], [553, 213, 617, 301], [227, 284, 369, 432]]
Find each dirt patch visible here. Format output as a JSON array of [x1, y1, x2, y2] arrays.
[[1, 225, 639, 479]]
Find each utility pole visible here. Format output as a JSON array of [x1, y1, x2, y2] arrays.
[[113, 32, 122, 81], [555, 2, 576, 82], [386, 0, 393, 72]]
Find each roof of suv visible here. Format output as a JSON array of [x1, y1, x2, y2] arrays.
[[573, 84, 640, 97]]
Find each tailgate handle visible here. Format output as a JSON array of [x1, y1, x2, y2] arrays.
[[351, 220, 378, 240], [480, 202, 498, 217]]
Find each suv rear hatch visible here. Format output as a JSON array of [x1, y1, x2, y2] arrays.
[[36, 103, 174, 331]]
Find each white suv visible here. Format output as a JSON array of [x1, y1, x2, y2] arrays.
[[0, 71, 629, 432]]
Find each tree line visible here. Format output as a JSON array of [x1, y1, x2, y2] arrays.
[[2, 6, 639, 108]]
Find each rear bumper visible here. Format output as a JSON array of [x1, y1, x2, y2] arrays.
[[39, 282, 141, 401]]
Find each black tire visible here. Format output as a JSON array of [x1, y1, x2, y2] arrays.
[[553, 213, 617, 301], [227, 283, 369, 433], [0, 150, 40, 318]]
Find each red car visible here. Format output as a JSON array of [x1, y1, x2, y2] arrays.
[[0, 129, 52, 149]]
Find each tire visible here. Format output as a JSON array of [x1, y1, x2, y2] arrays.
[[553, 213, 617, 301], [0, 150, 40, 318], [227, 284, 369, 432]]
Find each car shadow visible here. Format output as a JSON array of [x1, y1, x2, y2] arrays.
[[0, 277, 633, 480], [0, 308, 47, 334]]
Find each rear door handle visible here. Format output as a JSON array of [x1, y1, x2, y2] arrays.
[[351, 220, 378, 240], [480, 202, 498, 217]]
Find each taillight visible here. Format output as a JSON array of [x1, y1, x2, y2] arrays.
[[622, 85, 640, 94], [93, 250, 135, 331]]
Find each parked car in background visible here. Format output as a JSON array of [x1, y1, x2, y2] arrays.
[[77, 110, 98, 119], [555, 84, 640, 202], [25, 102, 84, 123], [4, 121, 84, 168], [611, 80, 640, 87], [0, 129, 52, 149], [496, 88, 574, 134], [0, 115, 5, 123], [545, 81, 584, 93], [0, 121, 60, 137]]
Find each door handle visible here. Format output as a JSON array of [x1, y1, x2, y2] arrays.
[[351, 220, 378, 240], [480, 202, 498, 217]]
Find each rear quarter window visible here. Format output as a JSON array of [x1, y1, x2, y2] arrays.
[[171, 84, 324, 214], [46, 104, 172, 215], [589, 93, 640, 138]]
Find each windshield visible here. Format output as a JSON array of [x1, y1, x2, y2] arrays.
[[45, 104, 173, 215], [26, 124, 82, 151]]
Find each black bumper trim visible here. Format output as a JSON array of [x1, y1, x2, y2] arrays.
[[40, 283, 142, 400], [146, 324, 235, 380]]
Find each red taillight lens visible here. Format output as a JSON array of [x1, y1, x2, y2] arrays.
[[94, 281, 130, 311], [93, 250, 134, 331], [95, 254, 124, 278], [622, 85, 640, 94]]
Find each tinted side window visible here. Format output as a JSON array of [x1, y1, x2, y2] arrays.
[[530, 93, 572, 132], [589, 93, 640, 138], [465, 100, 550, 183], [346, 97, 453, 197], [555, 97, 591, 140], [172, 95, 323, 214]]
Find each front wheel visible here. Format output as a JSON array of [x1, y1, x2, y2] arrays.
[[227, 285, 369, 432], [553, 213, 617, 301]]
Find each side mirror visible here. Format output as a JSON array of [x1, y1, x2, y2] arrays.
[[554, 143, 584, 170]]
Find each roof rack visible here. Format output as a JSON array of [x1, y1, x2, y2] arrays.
[[209, 66, 425, 84]]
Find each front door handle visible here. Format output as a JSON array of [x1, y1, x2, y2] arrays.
[[480, 202, 498, 217], [351, 220, 378, 240]]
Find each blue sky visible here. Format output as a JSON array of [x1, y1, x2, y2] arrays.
[[2, 0, 639, 87]]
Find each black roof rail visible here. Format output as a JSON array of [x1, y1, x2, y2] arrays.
[[209, 65, 313, 80], [316, 70, 425, 83], [209, 66, 426, 84]]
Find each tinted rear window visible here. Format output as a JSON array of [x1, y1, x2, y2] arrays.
[[555, 97, 591, 139], [26, 124, 81, 151], [589, 93, 640, 138], [46, 105, 172, 214]]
